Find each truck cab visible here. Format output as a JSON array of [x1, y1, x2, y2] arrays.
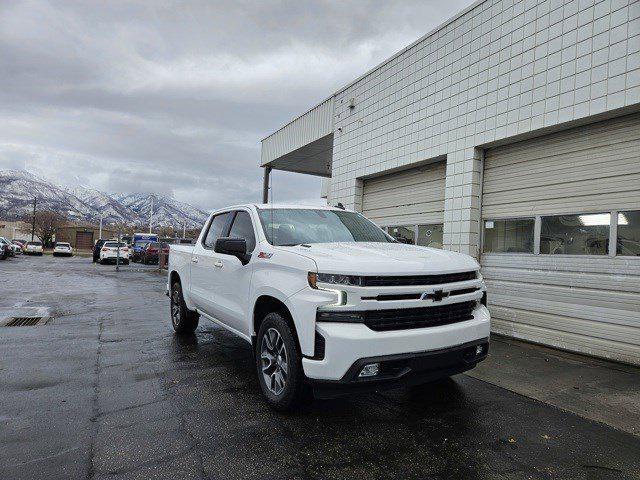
[[168, 204, 490, 410]]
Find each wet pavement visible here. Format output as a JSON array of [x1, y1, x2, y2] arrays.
[[1, 255, 639, 480]]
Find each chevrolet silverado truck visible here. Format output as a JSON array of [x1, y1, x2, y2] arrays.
[[168, 204, 490, 410]]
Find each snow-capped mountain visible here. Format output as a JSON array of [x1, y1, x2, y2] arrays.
[[0, 170, 95, 221], [114, 193, 210, 229], [70, 186, 138, 224], [0, 169, 209, 229]]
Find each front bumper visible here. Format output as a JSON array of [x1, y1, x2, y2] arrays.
[[309, 338, 488, 398], [302, 304, 490, 381]]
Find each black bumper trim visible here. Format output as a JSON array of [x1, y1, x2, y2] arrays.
[[308, 338, 489, 399]]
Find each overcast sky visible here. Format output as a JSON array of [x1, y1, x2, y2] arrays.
[[0, 0, 473, 210]]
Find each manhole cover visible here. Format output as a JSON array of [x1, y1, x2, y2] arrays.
[[3, 316, 48, 327]]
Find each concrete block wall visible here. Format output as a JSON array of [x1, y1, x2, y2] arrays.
[[328, 0, 640, 257]]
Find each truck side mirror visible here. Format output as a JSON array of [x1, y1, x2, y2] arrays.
[[214, 237, 250, 265]]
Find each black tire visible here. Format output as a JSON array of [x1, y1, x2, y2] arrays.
[[170, 282, 199, 335], [255, 312, 309, 412]]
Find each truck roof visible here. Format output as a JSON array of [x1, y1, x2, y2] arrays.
[[253, 203, 345, 211]]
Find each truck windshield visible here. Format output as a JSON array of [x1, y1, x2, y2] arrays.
[[257, 209, 392, 246]]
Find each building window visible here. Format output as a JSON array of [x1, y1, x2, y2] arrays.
[[388, 225, 415, 244], [540, 213, 610, 255], [417, 224, 443, 248], [617, 211, 640, 256], [483, 218, 534, 253]]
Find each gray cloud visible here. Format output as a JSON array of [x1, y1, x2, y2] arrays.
[[0, 0, 473, 210]]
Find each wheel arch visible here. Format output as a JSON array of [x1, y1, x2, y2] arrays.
[[253, 295, 298, 350], [169, 270, 181, 286]]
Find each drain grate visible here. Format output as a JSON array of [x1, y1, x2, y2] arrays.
[[4, 317, 46, 327]]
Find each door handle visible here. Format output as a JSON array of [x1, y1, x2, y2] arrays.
[[214, 261, 223, 268], [191, 257, 199, 263]]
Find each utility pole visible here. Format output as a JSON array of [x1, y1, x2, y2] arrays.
[[31, 197, 37, 241], [99, 215, 103, 239], [183, 221, 186, 239], [149, 196, 153, 234]]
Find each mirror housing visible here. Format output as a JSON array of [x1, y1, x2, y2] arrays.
[[214, 237, 250, 264]]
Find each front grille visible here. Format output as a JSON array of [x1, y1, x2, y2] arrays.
[[361, 271, 477, 287], [363, 300, 476, 331]]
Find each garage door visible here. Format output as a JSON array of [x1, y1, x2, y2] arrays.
[[362, 161, 445, 227], [481, 112, 640, 365], [75, 231, 94, 250]]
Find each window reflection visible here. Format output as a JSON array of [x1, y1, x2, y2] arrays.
[[540, 214, 609, 255], [417, 224, 443, 248], [388, 225, 415, 244], [483, 219, 534, 253], [617, 211, 640, 256]]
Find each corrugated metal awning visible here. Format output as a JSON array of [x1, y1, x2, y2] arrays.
[[260, 96, 334, 177]]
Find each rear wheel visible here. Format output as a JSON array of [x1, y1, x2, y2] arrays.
[[256, 312, 308, 411], [170, 282, 199, 335]]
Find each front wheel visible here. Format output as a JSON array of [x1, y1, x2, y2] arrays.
[[170, 282, 199, 335], [256, 312, 309, 411]]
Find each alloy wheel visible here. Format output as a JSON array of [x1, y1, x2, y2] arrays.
[[171, 289, 181, 327], [261, 328, 288, 396]]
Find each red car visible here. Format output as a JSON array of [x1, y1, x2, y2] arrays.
[[140, 242, 170, 265]]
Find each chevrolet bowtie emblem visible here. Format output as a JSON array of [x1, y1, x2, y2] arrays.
[[421, 290, 449, 302]]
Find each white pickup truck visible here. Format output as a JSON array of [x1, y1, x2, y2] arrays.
[[168, 204, 490, 410]]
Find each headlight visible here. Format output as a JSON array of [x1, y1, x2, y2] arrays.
[[308, 272, 363, 288]]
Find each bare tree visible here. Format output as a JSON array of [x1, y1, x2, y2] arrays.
[[31, 211, 66, 247]]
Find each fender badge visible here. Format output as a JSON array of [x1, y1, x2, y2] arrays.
[[258, 252, 273, 259]]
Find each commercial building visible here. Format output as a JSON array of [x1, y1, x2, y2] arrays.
[[0, 220, 32, 241], [261, 0, 640, 364], [55, 225, 117, 250]]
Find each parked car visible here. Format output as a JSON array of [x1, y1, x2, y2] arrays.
[[168, 205, 490, 410], [12, 240, 26, 253], [99, 241, 130, 265], [141, 242, 169, 264], [93, 239, 107, 263], [132, 232, 158, 247], [0, 237, 17, 257], [24, 240, 44, 256], [53, 242, 73, 257], [0, 242, 8, 260], [131, 241, 149, 262]]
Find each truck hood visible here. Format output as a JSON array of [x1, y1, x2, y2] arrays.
[[286, 242, 479, 276]]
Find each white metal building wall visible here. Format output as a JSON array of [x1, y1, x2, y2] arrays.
[[327, 0, 640, 256], [362, 162, 446, 227], [481, 113, 640, 365], [483, 113, 640, 217]]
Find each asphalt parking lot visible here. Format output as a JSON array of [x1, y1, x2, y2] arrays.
[[1, 255, 639, 480]]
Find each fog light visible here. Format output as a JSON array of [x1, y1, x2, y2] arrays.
[[359, 363, 380, 378], [476, 345, 485, 355]]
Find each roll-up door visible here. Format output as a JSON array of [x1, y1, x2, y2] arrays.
[[362, 161, 446, 227], [75, 231, 94, 250], [481, 113, 640, 365]]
